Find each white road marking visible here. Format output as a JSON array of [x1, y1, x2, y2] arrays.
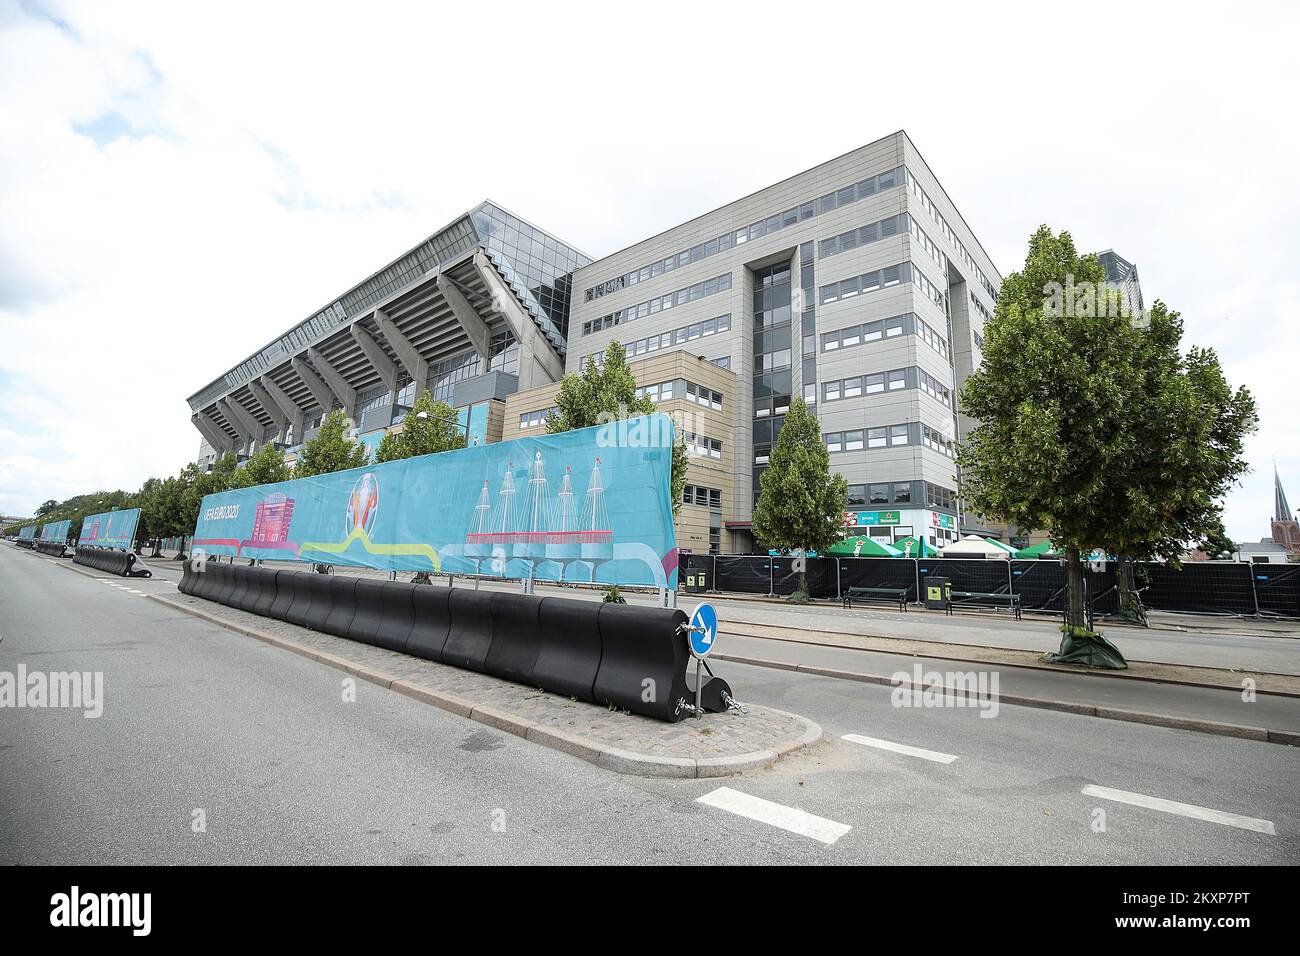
[[1082, 785, 1276, 834], [126, 589, 144, 595], [695, 787, 851, 845], [842, 733, 959, 764]]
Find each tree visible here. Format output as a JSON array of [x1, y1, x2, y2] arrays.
[[547, 341, 688, 516], [373, 390, 466, 462], [293, 410, 369, 477], [230, 443, 293, 489], [751, 398, 848, 601], [958, 226, 1257, 667], [1197, 516, 1237, 560]]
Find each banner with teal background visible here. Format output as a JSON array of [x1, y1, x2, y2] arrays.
[[78, 508, 141, 549], [39, 519, 71, 542], [191, 414, 680, 589], [17, 525, 36, 541]]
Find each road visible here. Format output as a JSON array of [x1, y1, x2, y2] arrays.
[[2, 545, 1298, 864]]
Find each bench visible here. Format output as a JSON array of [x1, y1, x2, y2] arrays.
[[842, 586, 909, 611], [946, 591, 1022, 620]]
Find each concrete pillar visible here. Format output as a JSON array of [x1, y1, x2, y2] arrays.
[[247, 380, 287, 442], [216, 399, 256, 455], [307, 347, 358, 421], [469, 248, 563, 388], [192, 413, 232, 456], [292, 356, 337, 417], [436, 272, 491, 362], [258, 375, 306, 446], [374, 308, 428, 399]]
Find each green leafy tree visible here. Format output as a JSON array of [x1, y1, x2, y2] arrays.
[[547, 341, 688, 515], [180, 453, 238, 536], [374, 390, 467, 463], [230, 443, 293, 489], [751, 398, 848, 601], [1197, 517, 1236, 560], [293, 409, 370, 477], [958, 226, 1257, 665]]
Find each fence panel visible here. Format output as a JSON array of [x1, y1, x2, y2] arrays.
[[772, 557, 838, 599], [715, 555, 772, 594], [1010, 560, 1064, 612], [1248, 563, 1300, 618], [837, 557, 919, 602], [916, 558, 1010, 595], [1139, 562, 1255, 616]]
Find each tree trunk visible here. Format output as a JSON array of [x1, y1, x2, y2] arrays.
[[797, 568, 808, 597], [1065, 545, 1087, 631], [1114, 558, 1148, 626]]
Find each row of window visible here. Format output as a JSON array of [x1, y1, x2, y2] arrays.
[[919, 369, 952, 405], [619, 313, 731, 359], [818, 213, 904, 259], [582, 165, 903, 302], [847, 481, 915, 507], [581, 274, 732, 337], [817, 311, 951, 363], [517, 406, 558, 430], [825, 423, 911, 452], [906, 169, 998, 303], [633, 378, 724, 411], [819, 262, 906, 304], [682, 484, 722, 510], [908, 215, 947, 272], [912, 264, 947, 311], [969, 290, 993, 326], [822, 368, 908, 401], [922, 424, 956, 457], [685, 432, 723, 459]]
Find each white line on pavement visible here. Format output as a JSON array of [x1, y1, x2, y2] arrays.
[[695, 787, 851, 845], [1081, 785, 1276, 835], [842, 733, 959, 764]]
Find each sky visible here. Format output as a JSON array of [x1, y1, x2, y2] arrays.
[[0, 0, 1296, 541]]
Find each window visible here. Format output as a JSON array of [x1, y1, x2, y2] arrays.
[[890, 424, 910, 445], [867, 427, 887, 449]]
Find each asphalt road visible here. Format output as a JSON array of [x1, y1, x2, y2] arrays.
[[2, 545, 1298, 864]]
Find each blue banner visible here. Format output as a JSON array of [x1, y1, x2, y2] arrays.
[[17, 525, 36, 541], [192, 414, 680, 588], [39, 519, 71, 542], [78, 508, 140, 550]]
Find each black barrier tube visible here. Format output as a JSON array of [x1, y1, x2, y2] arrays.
[[371, 582, 417, 654], [593, 603, 691, 722], [225, 566, 252, 612], [406, 585, 450, 660], [267, 571, 295, 620], [210, 563, 237, 605], [302, 573, 335, 631], [533, 597, 603, 702], [249, 568, 280, 617], [321, 576, 358, 637], [483, 592, 544, 685], [345, 579, 387, 646], [282, 571, 313, 627], [442, 589, 495, 671]]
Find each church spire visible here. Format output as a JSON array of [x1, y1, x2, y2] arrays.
[[1276, 465, 1292, 523]]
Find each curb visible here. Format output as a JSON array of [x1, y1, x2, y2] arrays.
[[145, 592, 822, 777], [712, 651, 1300, 748]]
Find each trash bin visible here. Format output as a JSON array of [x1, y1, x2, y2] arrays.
[[925, 576, 951, 611]]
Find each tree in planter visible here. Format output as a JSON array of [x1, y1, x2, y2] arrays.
[[374, 390, 466, 463], [547, 341, 688, 517], [229, 442, 293, 489], [958, 226, 1256, 667], [293, 409, 370, 477], [751, 398, 848, 602]]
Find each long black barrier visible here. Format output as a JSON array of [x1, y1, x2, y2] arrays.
[[35, 541, 68, 556], [715, 555, 772, 594], [15, 538, 34, 549], [175, 560, 701, 721], [73, 546, 150, 577]]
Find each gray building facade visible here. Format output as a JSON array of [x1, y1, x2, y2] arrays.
[[568, 131, 1001, 550]]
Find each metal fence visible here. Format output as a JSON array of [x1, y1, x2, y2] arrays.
[[679, 554, 1299, 619]]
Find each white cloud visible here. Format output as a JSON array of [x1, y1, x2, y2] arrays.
[[1, 0, 1296, 541]]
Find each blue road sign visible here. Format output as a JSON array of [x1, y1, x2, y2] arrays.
[[688, 602, 718, 659]]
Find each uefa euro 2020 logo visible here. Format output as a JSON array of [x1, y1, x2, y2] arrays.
[[346, 473, 379, 536]]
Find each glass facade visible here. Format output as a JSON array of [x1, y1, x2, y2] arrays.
[[470, 202, 590, 350], [752, 262, 794, 504]]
